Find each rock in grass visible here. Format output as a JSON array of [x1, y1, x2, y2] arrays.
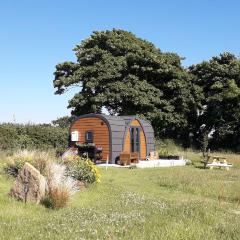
[[9, 162, 46, 204]]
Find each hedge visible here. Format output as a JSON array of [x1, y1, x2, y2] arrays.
[[0, 123, 68, 151]]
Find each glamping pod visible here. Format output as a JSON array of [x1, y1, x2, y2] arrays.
[[69, 114, 155, 164]]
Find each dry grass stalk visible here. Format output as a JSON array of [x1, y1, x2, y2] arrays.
[[44, 163, 78, 209]]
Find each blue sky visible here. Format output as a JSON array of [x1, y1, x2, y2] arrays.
[[0, 0, 240, 123]]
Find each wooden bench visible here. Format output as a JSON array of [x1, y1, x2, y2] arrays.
[[130, 152, 139, 164], [120, 152, 139, 165]]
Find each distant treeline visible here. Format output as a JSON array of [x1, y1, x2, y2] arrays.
[[0, 118, 239, 153], [0, 123, 68, 152]]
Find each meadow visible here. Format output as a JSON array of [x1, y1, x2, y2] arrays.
[[1, 149, 240, 240]]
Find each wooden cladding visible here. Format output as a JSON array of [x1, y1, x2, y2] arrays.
[[123, 119, 147, 160], [70, 117, 110, 161]]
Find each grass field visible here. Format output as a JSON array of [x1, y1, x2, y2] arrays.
[[1, 150, 240, 239]]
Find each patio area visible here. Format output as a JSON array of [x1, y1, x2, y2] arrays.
[[98, 158, 187, 168]]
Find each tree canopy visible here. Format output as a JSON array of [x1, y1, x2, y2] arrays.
[[53, 29, 199, 138], [189, 52, 240, 151], [53, 29, 240, 151]]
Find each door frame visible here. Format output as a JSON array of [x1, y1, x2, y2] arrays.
[[129, 126, 141, 157]]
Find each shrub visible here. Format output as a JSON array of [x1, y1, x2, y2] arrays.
[[3, 150, 55, 177], [3, 150, 36, 177], [67, 156, 101, 184]]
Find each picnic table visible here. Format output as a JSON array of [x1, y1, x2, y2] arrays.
[[202, 155, 233, 170]]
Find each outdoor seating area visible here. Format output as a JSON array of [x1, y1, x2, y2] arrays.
[[119, 152, 139, 165], [202, 155, 233, 170], [117, 150, 187, 168]]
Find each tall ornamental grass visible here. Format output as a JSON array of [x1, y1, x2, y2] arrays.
[[3, 149, 55, 177], [42, 163, 78, 209]]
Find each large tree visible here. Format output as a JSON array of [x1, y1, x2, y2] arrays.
[[52, 116, 75, 128], [53, 29, 200, 137], [189, 52, 240, 151]]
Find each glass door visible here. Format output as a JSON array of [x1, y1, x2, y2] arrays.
[[130, 127, 140, 153]]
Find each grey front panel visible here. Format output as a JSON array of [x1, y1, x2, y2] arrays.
[[146, 138, 155, 144], [112, 131, 125, 139], [141, 126, 154, 133], [144, 132, 155, 139], [112, 144, 123, 152], [109, 125, 126, 132], [112, 151, 122, 164]]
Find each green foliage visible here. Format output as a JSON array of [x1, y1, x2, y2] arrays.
[[66, 157, 101, 184], [40, 195, 53, 209], [0, 124, 19, 150], [53, 29, 200, 138], [52, 116, 75, 128], [156, 141, 169, 156], [0, 123, 68, 152], [3, 150, 54, 177], [155, 138, 185, 154], [3, 150, 36, 177], [189, 52, 240, 151], [53, 29, 240, 152]]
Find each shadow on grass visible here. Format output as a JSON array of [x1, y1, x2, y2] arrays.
[[194, 163, 206, 170]]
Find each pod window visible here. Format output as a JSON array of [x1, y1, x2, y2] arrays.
[[85, 131, 93, 143]]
